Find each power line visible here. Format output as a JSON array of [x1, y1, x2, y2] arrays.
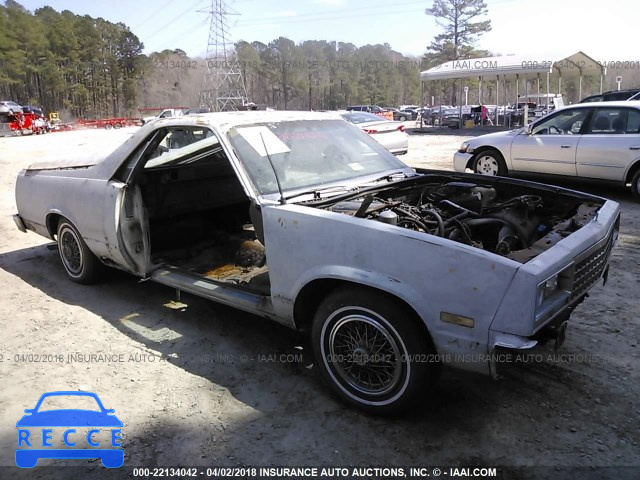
[[143, 0, 208, 42], [237, 1, 426, 26], [130, 0, 176, 31]]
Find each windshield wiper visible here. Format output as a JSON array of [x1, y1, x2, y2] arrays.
[[284, 185, 356, 201], [365, 170, 415, 184]]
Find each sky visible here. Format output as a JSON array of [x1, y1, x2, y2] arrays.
[[13, 0, 639, 64]]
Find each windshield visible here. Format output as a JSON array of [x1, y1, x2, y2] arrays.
[[227, 119, 407, 196]]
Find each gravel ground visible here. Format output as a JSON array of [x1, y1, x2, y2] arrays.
[[0, 127, 638, 479]]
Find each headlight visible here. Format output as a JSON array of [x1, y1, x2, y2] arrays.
[[536, 274, 560, 308], [459, 141, 474, 153]]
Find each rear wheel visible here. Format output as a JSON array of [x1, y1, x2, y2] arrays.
[[57, 218, 102, 284], [472, 149, 507, 176], [311, 287, 440, 414], [631, 169, 640, 200]]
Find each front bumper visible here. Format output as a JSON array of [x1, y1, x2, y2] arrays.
[[487, 207, 619, 378], [453, 151, 473, 172]]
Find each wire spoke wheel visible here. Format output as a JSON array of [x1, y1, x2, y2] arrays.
[[56, 219, 102, 284], [312, 288, 441, 413], [328, 313, 403, 396], [59, 227, 83, 275]]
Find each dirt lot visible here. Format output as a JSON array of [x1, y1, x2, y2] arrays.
[[0, 127, 638, 478]]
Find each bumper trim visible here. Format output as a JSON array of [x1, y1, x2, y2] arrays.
[[13, 214, 27, 233], [488, 331, 538, 379]]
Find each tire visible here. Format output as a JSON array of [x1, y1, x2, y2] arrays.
[[113, 122, 122, 129], [399, 115, 407, 121], [472, 149, 507, 176], [57, 219, 102, 284], [311, 287, 440, 414], [105, 123, 113, 130], [631, 169, 640, 201]]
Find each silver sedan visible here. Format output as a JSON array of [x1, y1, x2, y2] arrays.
[[454, 101, 640, 199], [341, 112, 409, 155]]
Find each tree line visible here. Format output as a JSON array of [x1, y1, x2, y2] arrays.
[[0, 0, 144, 118]]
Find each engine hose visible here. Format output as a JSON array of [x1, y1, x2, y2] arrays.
[[394, 208, 430, 232], [463, 218, 507, 228], [444, 211, 470, 226], [420, 208, 445, 237], [439, 199, 480, 217]]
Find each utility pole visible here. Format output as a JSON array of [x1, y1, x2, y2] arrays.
[[199, 0, 248, 111]]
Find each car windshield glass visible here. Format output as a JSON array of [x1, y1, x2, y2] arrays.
[[341, 112, 385, 124], [227, 119, 406, 195], [37, 395, 102, 412]]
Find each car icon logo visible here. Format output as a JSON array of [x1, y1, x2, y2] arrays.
[[16, 391, 123, 468]]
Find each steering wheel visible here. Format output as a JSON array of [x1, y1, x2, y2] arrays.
[[549, 125, 563, 134]]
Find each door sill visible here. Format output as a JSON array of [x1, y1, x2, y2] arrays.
[[150, 265, 273, 317]]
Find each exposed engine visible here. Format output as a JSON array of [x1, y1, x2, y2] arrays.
[[327, 180, 600, 263]]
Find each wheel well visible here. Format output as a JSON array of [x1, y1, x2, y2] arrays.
[[293, 279, 433, 341], [46, 213, 63, 238], [625, 160, 640, 184]]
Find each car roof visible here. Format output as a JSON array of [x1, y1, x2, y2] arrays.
[[601, 88, 640, 94], [158, 110, 343, 131], [91, 110, 345, 179], [567, 101, 640, 108]]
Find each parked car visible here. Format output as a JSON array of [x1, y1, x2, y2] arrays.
[[184, 107, 211, 115], [580, 89, 640, 103], [422, 105, 454, 125], [14, 111, 620, 413], [0, 100, 23, 115], [340, 111, 408, 155], [440, 108, 463, 128], [346, 105, 385, 114], [21, 105, 44, 116], [454, 101, 640, 199], [393, 108, 418, 121]]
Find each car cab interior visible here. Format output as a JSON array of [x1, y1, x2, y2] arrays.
[[124, 126, 269, 294]]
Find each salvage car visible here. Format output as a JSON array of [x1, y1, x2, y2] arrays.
[[454, 101, 640, 199], [14, 111, 620, 414]]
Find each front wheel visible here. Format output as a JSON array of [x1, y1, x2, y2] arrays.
[[631, 169, 640, 200], [472, 149, 507, 176], [57, 218, 102, 284], [311, 287, 440, 414]]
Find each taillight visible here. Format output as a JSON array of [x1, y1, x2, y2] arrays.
[[397, 125, 405, 132], [363, 128, 378, 134]]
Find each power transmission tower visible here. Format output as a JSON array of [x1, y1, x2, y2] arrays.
[[199, 0, 248, 111]]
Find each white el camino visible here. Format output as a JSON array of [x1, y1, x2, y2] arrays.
[[14, 111, 620, 413], [454, 101, 640, 199]]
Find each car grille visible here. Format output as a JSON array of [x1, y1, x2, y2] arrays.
[[570, 230, 615, 301]]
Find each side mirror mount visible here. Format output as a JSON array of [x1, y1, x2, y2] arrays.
[[24, 409, 34, 414], [524, 124, 533, 135]]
